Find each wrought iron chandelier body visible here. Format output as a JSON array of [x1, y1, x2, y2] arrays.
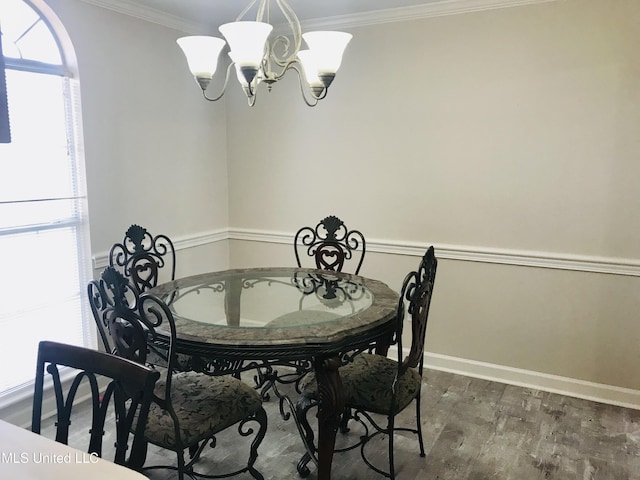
[[177, 0, 352, 107]]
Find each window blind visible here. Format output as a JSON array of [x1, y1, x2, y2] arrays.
[[0, 2, 93, 399], [0, 29, 11, 143]]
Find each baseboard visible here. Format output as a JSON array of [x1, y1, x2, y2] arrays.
[[7, 351, 637, 428], [421, 351, 640, 410]]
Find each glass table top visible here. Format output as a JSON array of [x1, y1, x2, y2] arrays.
[[149, 267, 398, 347]]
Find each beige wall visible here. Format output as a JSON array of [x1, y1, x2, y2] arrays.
[[226, 0, 640, 399], [35, 0, 640, 406], [227, 0, 640, 256], [46, 0, 230, 268]]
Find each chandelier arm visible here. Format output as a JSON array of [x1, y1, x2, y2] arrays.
[[180, 0, 348, 107], [263, 55, 295, 82], [246, 79, 256, 98], [289, 63, 319, 107], [202, 62, 235, 102], [275, 0, 302, 54], [261, 0, 301, 78], [237, 0, 261, 21], [269, 36, 295, 68], [258, 0, 268, 23]]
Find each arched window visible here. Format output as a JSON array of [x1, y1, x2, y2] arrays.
[[0, 0, 93, 398]]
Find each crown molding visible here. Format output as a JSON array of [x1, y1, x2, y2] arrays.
[[299, 0, 559, 30], [77, 0, 559, 34], [76, 0, 203, 33]]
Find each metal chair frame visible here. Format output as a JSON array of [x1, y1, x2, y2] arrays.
[[295, 246, 438, 479], [109, 224, 176, 295], [294, 215, 366, 275], [258, 215, 368, 398], [88, 266, 268, 480], [32, 340, 160, 470]]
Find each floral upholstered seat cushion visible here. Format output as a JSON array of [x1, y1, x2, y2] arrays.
[[300, 353, 421, 415], [144, 371, 263, 449]]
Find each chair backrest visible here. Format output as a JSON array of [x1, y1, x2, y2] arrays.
[[89, 266, 178, 407], [32, 340, 159, 468], [395, 246, 438, 376], [88, 266, 153, 357], [88, 273, 117, 354], [294, 215, 366, 274], [109, 224, 176, 295]]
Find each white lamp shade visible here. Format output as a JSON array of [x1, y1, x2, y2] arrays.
[[302, 31, 352, 74], [296, 50, 322, 87], [228, 52, 262, 87], [229, 53, 248, 86], [177, 36, 226, 78], [219, 21, 272, 68]]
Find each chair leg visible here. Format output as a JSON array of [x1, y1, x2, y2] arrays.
[[176, 449, 186, 480], [294, 395, 319, 478], [297, 452, 313, 478], [415, 394, 425, 457], [387, 415, 396, 480], [128, 438, 148, 470], [339, 407, 352, 433], [188, 442, 199, 459], [246, 407, 268, 480]]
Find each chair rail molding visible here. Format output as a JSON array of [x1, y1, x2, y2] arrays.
[[229, 227, 640, 277], [77, 0, 560, 35], [93, 227, 640, 276], [92, 228, 227, 269]]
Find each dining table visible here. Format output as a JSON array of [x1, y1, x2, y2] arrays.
[[149, 267, 399, 480], [0, 419, 149, 480]]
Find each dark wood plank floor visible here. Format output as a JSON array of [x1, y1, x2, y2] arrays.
[[39, 369, 640, 479]]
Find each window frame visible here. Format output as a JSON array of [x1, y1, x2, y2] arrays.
[[0, 0, 94, 408]]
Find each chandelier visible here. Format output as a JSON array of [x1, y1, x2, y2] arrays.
[[176, 0, 352, 107]]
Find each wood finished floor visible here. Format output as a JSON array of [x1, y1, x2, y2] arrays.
[[40, 369, 640, 480]]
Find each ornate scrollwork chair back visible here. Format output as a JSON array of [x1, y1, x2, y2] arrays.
[[396, 245, 438, 375], [90, 266, 268, 480], [88, 265, 170, 365], [32, 340, 160, 469], [109, 224, 176, 295], [294, 215, 366, 274], [297, 246, 438, 480], [255, 217, 365, 399], [250, 216, 365, 399]]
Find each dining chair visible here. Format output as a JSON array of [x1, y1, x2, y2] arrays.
[[89, 265, 268, 480], [254, 215, 368, 397], [32, 340, 160, 469], [109, 224, 176, 295], [296, 246, 438, 479], [294, 215, 366, 274], [252, 216, 367, 401]]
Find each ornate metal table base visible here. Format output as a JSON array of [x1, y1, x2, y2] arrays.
[[313, 356, 344, 480], [148, 267, 399, 480]]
